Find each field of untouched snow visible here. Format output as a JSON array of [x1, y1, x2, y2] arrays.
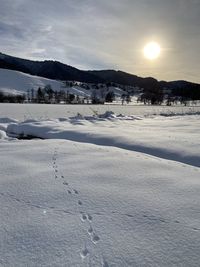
[[0, 103, 200, 121], [0, 109, 200, 266]]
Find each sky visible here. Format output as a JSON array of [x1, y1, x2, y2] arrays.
[[0, 0, 200, 83]]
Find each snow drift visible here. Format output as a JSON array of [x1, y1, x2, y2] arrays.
[[6, 114, 200, 167], [0, 111, 200, 266]]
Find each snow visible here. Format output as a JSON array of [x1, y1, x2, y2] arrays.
[[0, 69, 64, 94], [0, 69, 124, 99], [0, 103, 200, 121], [5, 114, 200, 168], [108, 86, 127, 97], [0, 108, 200, 266], [69, 86, 91, 98]]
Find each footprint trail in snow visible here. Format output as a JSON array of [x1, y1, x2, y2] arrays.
[[51, 146, 105, 266]]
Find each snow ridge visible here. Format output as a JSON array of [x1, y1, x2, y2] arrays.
[[6, 114, 200, 167]]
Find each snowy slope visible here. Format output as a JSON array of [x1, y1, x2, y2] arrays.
[[0, 68, 64, 94], [0, 113, 200, 266], [0, 69, 124, 98], [0, 68, 133, 103], [108, 86, 127, 96], [0, 68, 91, 97], [68, 86, 91, 97]]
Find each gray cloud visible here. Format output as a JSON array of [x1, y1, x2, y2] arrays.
[[0, 0, 200, 82]]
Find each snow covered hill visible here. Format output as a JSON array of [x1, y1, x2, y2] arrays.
[[0, 68, 64, 95], [0, 68, 92, 98], [0, 68, 127, 99]]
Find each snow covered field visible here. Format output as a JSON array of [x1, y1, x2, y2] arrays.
[[0, 106, 200, 266], [0, 103, 200, 121]]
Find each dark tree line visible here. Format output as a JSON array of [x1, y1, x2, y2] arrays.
[[0, 91, 25, 103], [138, 83, 164, 105], [137, 82, 200, 105], [29, 85, 80, 104], [172, 84, 200, 101]]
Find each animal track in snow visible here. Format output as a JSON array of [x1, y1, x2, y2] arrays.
[[80, 247, 89, 259], [80, 213, 93, 223], [87, 214, 92, 221], [73, 189, 79, 194], [51, 147, 102, 262], [78, 200, 83, 206], [81, 214, 87, 222], [91, 233, 100, 244], [88, 226, 93, 235]]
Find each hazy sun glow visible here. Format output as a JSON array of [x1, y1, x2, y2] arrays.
[[143, 42, 161, 60]]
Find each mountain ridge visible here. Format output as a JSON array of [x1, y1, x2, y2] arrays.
[[0, 52, 200, 91]]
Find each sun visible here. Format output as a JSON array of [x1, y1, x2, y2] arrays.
[[143, 42, 161, 60]]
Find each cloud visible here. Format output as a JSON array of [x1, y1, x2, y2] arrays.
[[0, 0, 200, 82], [0, 21, 24, 39]]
